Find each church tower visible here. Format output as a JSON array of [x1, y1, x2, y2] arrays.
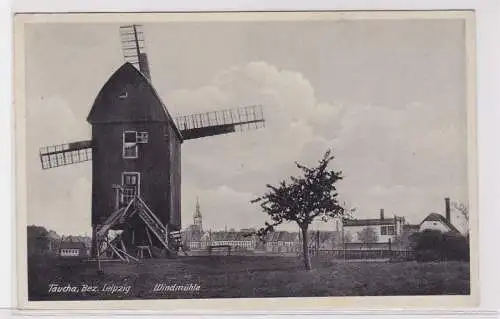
[[193, 196, 203, 232]]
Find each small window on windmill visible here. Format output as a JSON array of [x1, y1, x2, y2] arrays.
[[118, 86, 128, 99], [124, 131, 136, 143], [123, 131, 138, 159], [137, 132, 148, 144]]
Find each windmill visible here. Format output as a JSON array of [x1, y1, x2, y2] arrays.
[[38, 25, 265, 262]]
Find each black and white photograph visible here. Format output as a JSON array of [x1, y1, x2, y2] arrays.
[[15, 11, 477, 308]]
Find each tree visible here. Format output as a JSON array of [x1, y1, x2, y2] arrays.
[[27, 225, 50, 256], [252, 149, 346, 270], [452, 201, 469, 236], [357, 227, 378, 247], [393, 227, 417, 250], [411, 229, 469, 262]]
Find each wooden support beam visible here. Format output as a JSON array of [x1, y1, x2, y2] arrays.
[[145, 226, 153, 247], [106, 239, 127, 262]]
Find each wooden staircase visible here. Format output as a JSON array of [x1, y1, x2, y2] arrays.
[[96, 195, 180, 262], [135, 196, 177, 255]]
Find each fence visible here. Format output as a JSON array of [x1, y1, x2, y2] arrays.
[[307, 249, 415, 261], [207, 245, 232, 256]]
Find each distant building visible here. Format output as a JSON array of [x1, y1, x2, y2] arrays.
[[182, 198, 258, 250], [419, 214, 460, 234], [183, 197, 205, 249], [262, 230, 341, 253], [240, 228, 256, 233], [419, 198, 461, 234], [193, 197, 203, 234], [263, 231, 299, 253], [342, 209, 405, 249], [61, 235, 92, 256], [46, 230, 61, 253], [59, 241, 87, 258], [181, 197, 342, 253], [204, 231, 257, 250]]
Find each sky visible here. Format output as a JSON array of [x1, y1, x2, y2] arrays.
[[24, 17, 470, 235]]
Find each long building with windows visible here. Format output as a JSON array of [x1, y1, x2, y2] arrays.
[[342, 208, 405, 249]]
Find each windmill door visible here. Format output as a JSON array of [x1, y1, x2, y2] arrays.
[[121, 172, 140, 206]]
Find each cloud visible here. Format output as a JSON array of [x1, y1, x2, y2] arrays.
[[26, 60, 468, 234], [170, 62, 467, 230], [329, 101, 467, 224], [26, 95, 93, 235], [26, 95, 91, 146], [28, 173, 92, 236], [171, 62, 342, 193]]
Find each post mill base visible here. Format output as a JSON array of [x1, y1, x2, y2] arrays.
[[93, 195, 182, 263]]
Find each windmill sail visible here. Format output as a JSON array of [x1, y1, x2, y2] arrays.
[[39, 140, 93, 169], [119, 25, 151, 79], [175, 105, 265, 140]]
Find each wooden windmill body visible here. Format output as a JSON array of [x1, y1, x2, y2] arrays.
[[39, 25, 265, 261]]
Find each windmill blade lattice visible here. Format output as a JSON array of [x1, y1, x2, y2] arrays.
[[39, 140, 93, 169], [175, 105, 265, 140], [37, 24, 266, 261], [119, 24, 151, 79]]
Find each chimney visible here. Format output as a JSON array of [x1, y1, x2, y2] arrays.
[[380, 208, 384, 220], [445, 197, 451, 222]]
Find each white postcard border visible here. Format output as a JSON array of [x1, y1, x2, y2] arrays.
[[13, 10, 480, 312]]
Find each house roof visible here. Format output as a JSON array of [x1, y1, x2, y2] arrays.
[[343, 218, 397, 227], [207, 231, 255, 242], [87, 63, 182, 140], [260, 230, 339, 243], [420, 213, 460, 233], [59, 241, 87, 250]]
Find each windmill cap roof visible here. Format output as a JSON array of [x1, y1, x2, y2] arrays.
[[87, 62, 182, 139]]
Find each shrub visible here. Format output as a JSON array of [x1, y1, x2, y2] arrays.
[[412, 230, 469, 262]]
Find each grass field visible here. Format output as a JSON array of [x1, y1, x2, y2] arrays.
[[28, 255, 470, 300]]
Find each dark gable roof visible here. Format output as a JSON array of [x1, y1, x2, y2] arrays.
[[420, 213, 460, 233], [87, 63, 182, 140], [343, 218, 396, 227]]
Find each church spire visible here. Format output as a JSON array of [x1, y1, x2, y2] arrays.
[[193, 196, 203, 231], [194, 196, 201, 218]]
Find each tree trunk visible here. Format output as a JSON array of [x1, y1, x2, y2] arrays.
[[301, 225, 312, 271]]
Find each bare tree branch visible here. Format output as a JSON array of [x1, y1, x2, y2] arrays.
[[452, 201, 469, 222]]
